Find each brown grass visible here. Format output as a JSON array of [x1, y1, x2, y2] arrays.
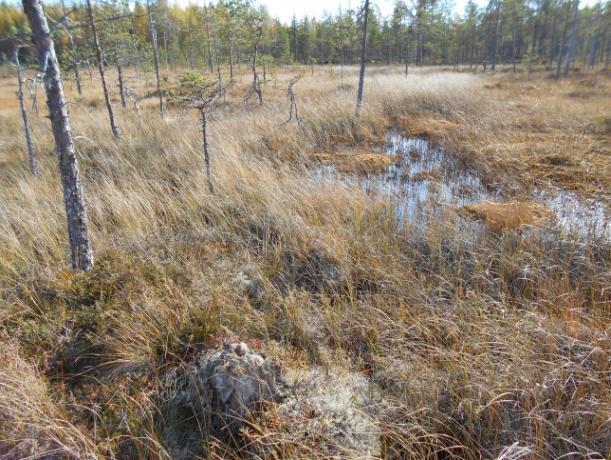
[[382, 70, 611, 200], [461, 201, 554, 230], [307, 151, 400, 174], [0, 64, 609, 459]]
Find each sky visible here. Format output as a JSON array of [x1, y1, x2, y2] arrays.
[[6, 0, 599, 23], [195, 0, 600, 24], [21, 0, 598, 24], [255, 0, 395, 23]]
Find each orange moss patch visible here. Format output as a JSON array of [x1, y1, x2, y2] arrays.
[[461, 201, 554, 230], [394, 116, 458, 142], [308, 151, 400, 174]]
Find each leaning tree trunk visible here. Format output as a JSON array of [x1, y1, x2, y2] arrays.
[[22, 0, 94, 270], [355, 0, 370, 117], [147, 0, 164, 118], [14, 49, 38, 177], [86, 0, 119, 138]]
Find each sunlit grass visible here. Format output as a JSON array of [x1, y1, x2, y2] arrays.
[[0, 64, 609, 459]]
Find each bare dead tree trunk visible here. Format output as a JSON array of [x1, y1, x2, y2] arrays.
[[26, 77, 39, 114], [117, 63, 126, 109], [252, 27, 263, 105], [14, 48, 38, 177], [287, 75, 301, 124], [60, 0, 82, 95], [86, 0, 120, 138], [22, 0, 94, 270], [355, 0, 370, 117], [199, 108, 213, 194], [147, 0, 164, 117], [74, 64, 82, 95], [126, 87, 141, 119]]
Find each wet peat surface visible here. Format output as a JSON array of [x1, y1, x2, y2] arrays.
[[314, 133, 610, 241]]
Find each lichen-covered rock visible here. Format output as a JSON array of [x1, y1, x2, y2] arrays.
[[159, 342, 286, 459], [275, 367, 382, 458]]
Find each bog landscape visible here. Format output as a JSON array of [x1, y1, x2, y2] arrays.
[[0, 0, 609, 458]]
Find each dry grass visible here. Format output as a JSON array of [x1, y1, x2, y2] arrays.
[[0, 64, 609, 459], [307, 151, 400, 174], [461, 201, 554, 230], [385, 71, 611, 199]]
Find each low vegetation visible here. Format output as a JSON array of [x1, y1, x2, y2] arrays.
[[0, 62, 609, 459]]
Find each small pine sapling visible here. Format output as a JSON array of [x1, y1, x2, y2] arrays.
[[171, 72, 223, 193]]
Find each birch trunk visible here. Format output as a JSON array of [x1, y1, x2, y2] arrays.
[[22, 0, 94, 270]]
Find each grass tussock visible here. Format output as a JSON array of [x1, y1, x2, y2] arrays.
[[461, 201, 554, 230], [0, 65, 609, 459]]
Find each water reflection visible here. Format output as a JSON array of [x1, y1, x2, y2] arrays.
[[314, 133, 610, 240]]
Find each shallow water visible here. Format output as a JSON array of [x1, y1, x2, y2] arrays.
[[315, 133, 610, 240], [534, 188, 610, 239]]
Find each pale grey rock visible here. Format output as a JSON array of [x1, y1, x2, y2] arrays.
[[159, 342, 286, 459]]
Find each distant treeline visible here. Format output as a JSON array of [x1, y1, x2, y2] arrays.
[[0, 0, 609, 71]]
